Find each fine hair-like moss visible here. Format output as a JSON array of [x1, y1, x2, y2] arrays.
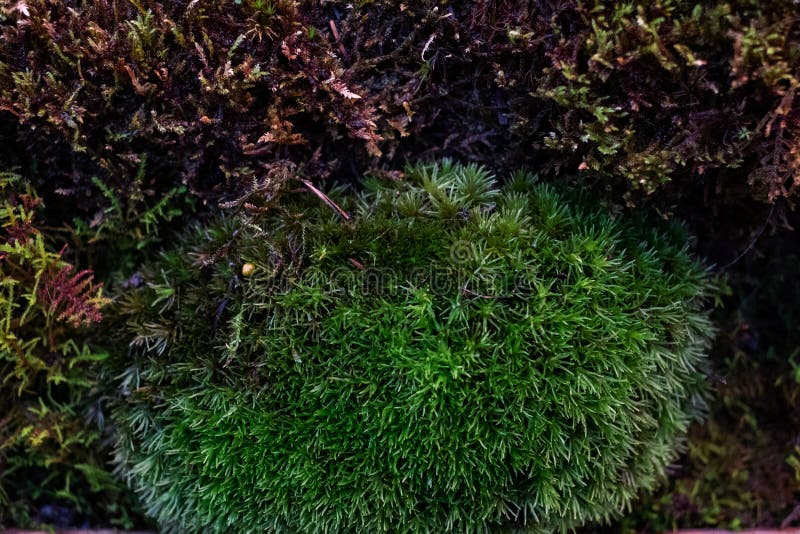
[[111, 161, 715, 532]]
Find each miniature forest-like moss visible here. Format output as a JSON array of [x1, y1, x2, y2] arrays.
[[111, 162, 714, 532], [2, 0, 800, 530]]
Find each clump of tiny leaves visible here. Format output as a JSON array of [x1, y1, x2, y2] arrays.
[[0, 173, 137, 528], [113, 161, 715, 532]]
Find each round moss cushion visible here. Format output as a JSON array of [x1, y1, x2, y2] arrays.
[[112, 161, 714, 532]]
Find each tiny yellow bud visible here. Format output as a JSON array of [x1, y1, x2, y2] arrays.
[[241, 262, 255, 277]]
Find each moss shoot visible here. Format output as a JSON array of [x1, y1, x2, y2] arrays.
[[111, 161, 715, 532]]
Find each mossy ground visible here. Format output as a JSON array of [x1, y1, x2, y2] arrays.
[[617, 223, 800, 532], [1, 0, 799, 530]]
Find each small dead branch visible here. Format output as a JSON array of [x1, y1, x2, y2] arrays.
[[329, 20, 347, 58], [421, 33, 436, 61], [300, 179, 351, 221], [348, 258, 365, 270]]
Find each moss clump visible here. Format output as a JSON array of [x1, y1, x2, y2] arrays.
[[112, 161, 715, 532], [0, 173, 139, 529], [2, 0, 798, 218]]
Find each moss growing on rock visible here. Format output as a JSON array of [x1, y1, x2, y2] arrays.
[[112, 161, 715, 532]]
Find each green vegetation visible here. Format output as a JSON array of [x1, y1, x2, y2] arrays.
[[112, 161, 715, 532], [0, 173, 138, 528], [525, 0, 800, 200], [68, 156, 195, 276], [0, 0, 381, 226], [1, 0, 798, 529], [2, 0, 798, 223], [624, 245, 800, 531]]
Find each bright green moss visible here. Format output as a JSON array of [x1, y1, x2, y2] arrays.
[[111, 161, 715, 532]]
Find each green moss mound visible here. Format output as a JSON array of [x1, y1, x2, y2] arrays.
[[112, 161, 715, 532]]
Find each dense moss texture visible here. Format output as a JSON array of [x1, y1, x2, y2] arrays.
[[1, 0, 797, 228], [113, 162, 714, 532], [625, 237, 800, 531], [0, 174, 138, 528]]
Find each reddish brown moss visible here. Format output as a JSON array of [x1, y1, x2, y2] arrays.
[[2, 1, 798, 219]]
